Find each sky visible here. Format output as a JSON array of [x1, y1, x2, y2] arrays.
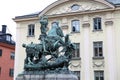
[[0, 0, 57, 41]]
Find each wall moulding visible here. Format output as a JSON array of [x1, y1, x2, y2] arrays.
[[61, 24, 69, 29], [82, 23, 90, 27], [69, 61, 81, 70], [93, 60, 105, 68], [105, 21, 113, 26]]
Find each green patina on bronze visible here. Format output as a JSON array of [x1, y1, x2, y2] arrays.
[[22, 15, 76, 73]]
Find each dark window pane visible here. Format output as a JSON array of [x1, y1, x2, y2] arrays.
[[94, 71, 104, 80], [72, 26, 76, 32], [9, 69, 14, 77], [28, 24, 35, 36], [95, 77, 99, 80], [10, 52, 15, 60], [0, 49, 2, 56], [32, 26, 34, 35], [99, 47, 103, 56], [94, 25, 98, 30], [77, 49, 80, 57], [72, 43, 80, 58], [100, 77, 104, 80], [0, 67, 1, 75], [94, 48, 98, 56], [98, 21, 101, 29]]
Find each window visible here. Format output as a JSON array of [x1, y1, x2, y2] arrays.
[[9, 69, 14, 77], [0, 67, 1, 75], [72, 43, 80, 58], [93, 17, 102, 30], [72, 20, 80, 32], [0, 49, 2, 57], [28, 24, 35, 36], [10, 52, 15, 60], [93, 42, 103, 58], [6, 35, 11, 41], [94, 71, 104, 80], [74, 71, 80, 80], [52, 22, 59, 27], [71, 4, 80, 11]]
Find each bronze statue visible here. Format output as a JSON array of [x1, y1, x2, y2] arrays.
[[39, 15, 48, 35], [22, 15, 76, 73]]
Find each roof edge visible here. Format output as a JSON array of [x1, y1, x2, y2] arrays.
[[13, 12, 40, 20]]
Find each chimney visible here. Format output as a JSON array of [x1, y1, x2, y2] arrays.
[[2, 25, 7, 34]]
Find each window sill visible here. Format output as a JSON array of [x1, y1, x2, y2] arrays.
[[71, 31, 80, 34], [72, 57, 81, 60], [92, 57, 104, 60], [92, 29, 103, 32], [27, 35, 35, 37]]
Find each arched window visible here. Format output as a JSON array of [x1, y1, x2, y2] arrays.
[[71, 20, 80, 32]]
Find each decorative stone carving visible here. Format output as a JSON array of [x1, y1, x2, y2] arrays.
[[69, 61, 81, 69], [93, 60, 104, 68], [46, 1, 109, 15]]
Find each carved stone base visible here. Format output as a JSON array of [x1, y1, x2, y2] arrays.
[[16, 73, 78, 80]]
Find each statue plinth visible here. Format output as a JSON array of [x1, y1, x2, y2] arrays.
[[16, 73, 78, 80]]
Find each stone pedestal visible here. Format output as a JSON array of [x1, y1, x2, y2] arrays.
[[16, 73, 78, 80]]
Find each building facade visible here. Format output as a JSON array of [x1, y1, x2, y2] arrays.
[[13, 0, 120, 80], [0, 25, 15, 80]]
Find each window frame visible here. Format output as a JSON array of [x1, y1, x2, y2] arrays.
[[93, 17, 102, 31], [28, 24, 35, 37], [71, 20, 80, 33], [72, 43, 80, 59], [6, 35, 11, 41], [71, 4, 80, 11], [0, 49, 2, 57], [94, 71, 104, 80], [10, 52, 15, 60], [0, 67, 1, 75], [9, 68, 14, 77], [93, 41, 103, 58]]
